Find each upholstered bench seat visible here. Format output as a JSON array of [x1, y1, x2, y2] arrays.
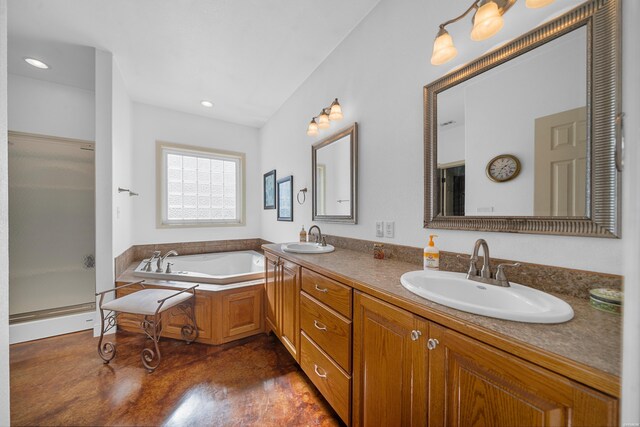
[[102, 289, 194, 316]]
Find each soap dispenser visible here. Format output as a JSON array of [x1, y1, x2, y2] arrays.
[[299, 226, 307, 242], [424, 234, 439, 270]]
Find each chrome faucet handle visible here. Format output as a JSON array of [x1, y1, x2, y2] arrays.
[[143, 260, 153, 272], [457, 254, 478, 276], [151, 250, 161, 258], [321, 236, 327, 247], [495, 262, 521, 285], [165, 262, 174, 274]]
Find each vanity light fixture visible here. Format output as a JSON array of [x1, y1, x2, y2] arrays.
[[24, 57, 50, 69], [200, 100, 214, 108], [306, 98, 344, 136], [430, 0, 555, 65]]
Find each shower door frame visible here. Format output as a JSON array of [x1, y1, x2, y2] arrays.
[[8, 131, 96, 341]]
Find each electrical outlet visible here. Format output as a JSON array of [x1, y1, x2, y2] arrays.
[[384, 221, 395, 238], [376, 221, 384, 238]]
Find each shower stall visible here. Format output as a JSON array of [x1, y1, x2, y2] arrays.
[[8, 132, 96, 326]]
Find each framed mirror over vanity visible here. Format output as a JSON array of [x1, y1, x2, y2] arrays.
[[424, 0, 621, 237], [312, 123, 358, 224]]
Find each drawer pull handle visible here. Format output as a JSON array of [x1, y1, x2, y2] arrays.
[[314, 364, 327, 379], [314, 284, 329, 293], [427, 338, 439, 350], [313, 320, 327, 331], [410, 330, 422, 341]]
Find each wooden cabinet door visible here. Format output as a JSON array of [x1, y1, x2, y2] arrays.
[[428, 323, 618, 427], [221, 287, 263, 339], [264, 252, 279, 335], [163, 293, 212, 341], [353, 291, 429, 427], [279, 259, 301, 362]]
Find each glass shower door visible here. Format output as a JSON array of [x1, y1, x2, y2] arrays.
[[8, 133, 96, 323]]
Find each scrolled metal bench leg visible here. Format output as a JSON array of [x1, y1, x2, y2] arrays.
[[141, 314, 162, 372], [97, 308, 117, 363], [179, 298, 199, 344]]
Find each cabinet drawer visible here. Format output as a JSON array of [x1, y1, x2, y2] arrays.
[[301, 268, 352, 318], [300, 292, 351, 372], [300, 331, 351, 425]]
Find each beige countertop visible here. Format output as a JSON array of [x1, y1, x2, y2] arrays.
[[263, 243, 621, 397]]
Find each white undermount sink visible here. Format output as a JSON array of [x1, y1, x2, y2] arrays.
[[400, 269, 574, 324], [281, 242, 335, 254]]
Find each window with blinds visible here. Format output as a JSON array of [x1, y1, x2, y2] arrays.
[[158, 142, 245, 226]]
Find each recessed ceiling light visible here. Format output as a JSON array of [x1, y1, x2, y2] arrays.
[[200, 100, 214, 108], [24, 57, 50, 69]]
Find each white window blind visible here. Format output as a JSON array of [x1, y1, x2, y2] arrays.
[[159, 143, 244, 226]]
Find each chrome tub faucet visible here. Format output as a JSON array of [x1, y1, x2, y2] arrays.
[[156, 250, 178, 273]]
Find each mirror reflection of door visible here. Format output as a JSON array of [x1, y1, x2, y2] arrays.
[[439, 163, 465, 216], [534, 107, 587, 216]]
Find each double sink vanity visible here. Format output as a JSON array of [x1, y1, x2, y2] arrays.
[[263, 241, 619, 426]]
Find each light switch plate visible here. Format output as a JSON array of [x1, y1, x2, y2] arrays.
[[384, 221, 395, 238], [376, 221, 384, 238]]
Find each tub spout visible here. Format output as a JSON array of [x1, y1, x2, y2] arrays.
[[157, 250, 178, 273]]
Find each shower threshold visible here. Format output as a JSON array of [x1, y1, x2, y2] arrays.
[[10, 302, 96, 325]]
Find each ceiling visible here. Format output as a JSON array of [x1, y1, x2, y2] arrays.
[[7, 0, 382, 127]]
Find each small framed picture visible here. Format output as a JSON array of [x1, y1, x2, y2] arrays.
[[277, 175, 293, 221], [263, 169, 276, 210]]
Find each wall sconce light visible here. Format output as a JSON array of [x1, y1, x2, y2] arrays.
[[307, 98, 344, 136], [430, 0, 554, 66]]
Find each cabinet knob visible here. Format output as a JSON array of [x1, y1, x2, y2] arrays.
[[410, 330, 422, 341], [427, 338, 439, 350]]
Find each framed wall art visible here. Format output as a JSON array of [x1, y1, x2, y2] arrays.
[[263, 169, 276, 209], [277, 175, 293, 221]]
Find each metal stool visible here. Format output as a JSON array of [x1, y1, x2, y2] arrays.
[[95, 280, 199, 372]]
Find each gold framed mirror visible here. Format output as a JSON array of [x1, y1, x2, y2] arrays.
[[424, 0, 621, 237], [312, 123, 358, 224]]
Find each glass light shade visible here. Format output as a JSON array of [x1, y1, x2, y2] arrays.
[[431, 30, 458, 65], [329, 100, 343, 121], [307, 119, 319, 136], [24, 57, 49, 69], [318, 111, 330, 129], [526, 0, 554, 8], [471, 1, 504, 41]]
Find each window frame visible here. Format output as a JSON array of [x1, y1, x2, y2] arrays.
[[156, 141, 246, 228]]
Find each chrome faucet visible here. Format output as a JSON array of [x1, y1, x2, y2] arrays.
[[471, 239, 492, 279], [308, 225, 326, 246], [460, 239, 520, 287], [157, 250, 178, 273], [146, 251, 162, 272]]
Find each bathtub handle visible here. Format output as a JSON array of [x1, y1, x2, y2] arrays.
[[314, 364, 327, 379], [313, 320, 327, 331], [314, 284, 329, 293]]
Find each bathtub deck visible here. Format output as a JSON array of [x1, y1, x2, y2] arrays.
[[10, 330, 341, 426]]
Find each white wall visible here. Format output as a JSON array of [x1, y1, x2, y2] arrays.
[[259, 0, 625, 275], [111, 60, 133, 256], [7, 73, 94, 141], [621, 0, 640, 422], [131, 103, 261, 245], [0, 0, 11, 422], [94, 49, 114, 320]]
